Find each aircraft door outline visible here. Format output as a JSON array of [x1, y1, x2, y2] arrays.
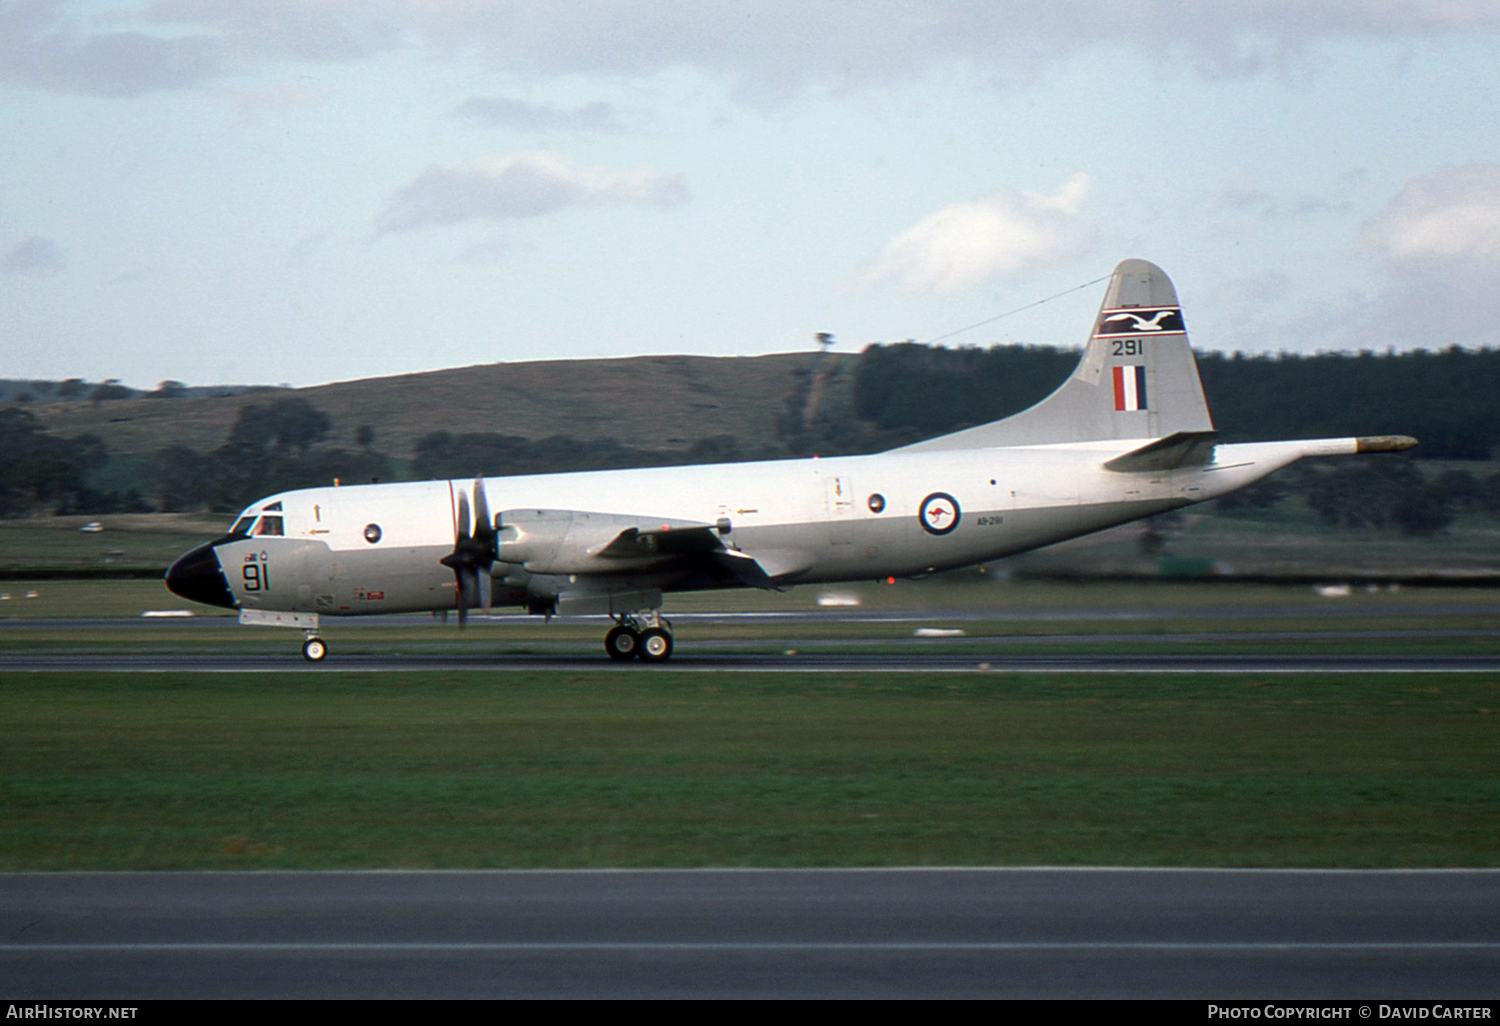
[[825, 475, 855, 544]]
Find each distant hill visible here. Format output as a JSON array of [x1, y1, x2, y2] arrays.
[[24, 344, 1500, 468], [11, 342, 1500, 520], [0, 378, 275, 405], [29, 352, 858, 461]]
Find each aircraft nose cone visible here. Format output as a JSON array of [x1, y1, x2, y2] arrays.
[[165, 541, 236, 609]]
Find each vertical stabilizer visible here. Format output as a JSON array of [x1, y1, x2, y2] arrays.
[[896, 259, 1214, 451]]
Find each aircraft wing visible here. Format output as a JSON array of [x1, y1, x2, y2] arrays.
[[494, 508, 809, 590], [710, 546, 813, 589], [591, 522, 809, 590], [592, 521, 728, 559]]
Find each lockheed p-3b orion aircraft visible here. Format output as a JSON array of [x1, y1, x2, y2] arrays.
[[165, 260, 1415, 661]]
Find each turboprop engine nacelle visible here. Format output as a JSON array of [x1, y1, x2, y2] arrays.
[[493, 509, 688, 575]]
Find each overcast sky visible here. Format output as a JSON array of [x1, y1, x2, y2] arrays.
[[5, 0, 1500, 388]]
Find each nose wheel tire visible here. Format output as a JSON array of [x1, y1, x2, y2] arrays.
[[604, 625, 640, 661], [302, 637, 328, 662], [637, 627, 673, 663]]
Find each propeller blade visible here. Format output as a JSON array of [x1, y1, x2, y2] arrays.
[[471, 478, 496, 614], [440, 479, 496, 630], [458, 564, 481, 629], [472, 477, 491, 543]]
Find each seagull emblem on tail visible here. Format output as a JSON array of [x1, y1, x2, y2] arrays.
[[1102, 310, 1178, 332]]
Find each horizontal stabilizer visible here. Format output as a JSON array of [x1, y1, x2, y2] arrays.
[[1104, 431, 1219, 473]]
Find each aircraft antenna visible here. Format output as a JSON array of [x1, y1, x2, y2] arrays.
[[923, 273, 1110, 345]]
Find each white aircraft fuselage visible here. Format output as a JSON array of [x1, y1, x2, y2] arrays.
[[165, 260, 1414, 661]]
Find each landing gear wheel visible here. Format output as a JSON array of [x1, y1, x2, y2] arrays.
[[637, 627, 673, 663], [605, 625, 640, 661], [302, 637, 328, 662]]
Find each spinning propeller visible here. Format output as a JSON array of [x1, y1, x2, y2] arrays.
[[440, 478, 497, 627]]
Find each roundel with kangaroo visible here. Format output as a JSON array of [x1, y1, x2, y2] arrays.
[[918, 492, 961, 535]]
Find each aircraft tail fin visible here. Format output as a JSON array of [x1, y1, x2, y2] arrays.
[[895, 259, 1214, 452]]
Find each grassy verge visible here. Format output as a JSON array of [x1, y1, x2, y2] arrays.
[[3, 572, 1498, 660], [3, 670, 1497, 870], [2, 628, 1497, 658], [0, 515, 225, 575]]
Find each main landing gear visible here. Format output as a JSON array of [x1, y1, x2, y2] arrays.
[[604, 611, 673, 663]]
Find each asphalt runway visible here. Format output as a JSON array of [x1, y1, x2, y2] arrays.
[[12, 599, 1500, 628], [5, 606, 1500, 673], [6, 649, 1500, 674], [4, 869, 1499, 999]]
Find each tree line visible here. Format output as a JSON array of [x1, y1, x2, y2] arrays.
[[852, 343, 1500, 459], [850, 342, 1500, 536], [0, 408, 123, 517], [5, 345, 1500, 536], [152, 397, 389, 513]]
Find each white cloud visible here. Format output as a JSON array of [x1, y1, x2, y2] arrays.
[[862, 173, 1092, 294], [2, 236, 66, 276], [375, 151, 688, 234], [1298, 164, 1500, 351], [1362, 163, 1500, 267]]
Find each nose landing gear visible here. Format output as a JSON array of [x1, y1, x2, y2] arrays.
[[604, 611, 673, 662], [301, 632, 327, 662]]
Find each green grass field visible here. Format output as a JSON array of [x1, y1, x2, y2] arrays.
[[0, 513, 225, 574], [3, 669, 1497, 871], [2, 544, 1497, 872]]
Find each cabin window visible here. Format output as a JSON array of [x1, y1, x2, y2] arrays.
[[867, 493, 886, 513], [364, 524, 382, 544], [255, 515, 285, 537]]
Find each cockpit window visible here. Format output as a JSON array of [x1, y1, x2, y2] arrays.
[[254, 515, 284, 536], [230, 516, 256, 536]]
